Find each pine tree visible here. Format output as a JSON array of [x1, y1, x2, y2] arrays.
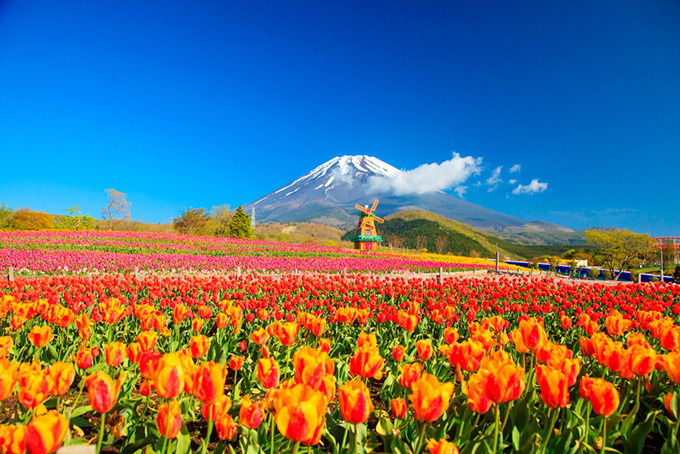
[[228, 206, 255, 239]]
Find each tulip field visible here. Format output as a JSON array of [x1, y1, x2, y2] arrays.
[[0, 266, 679, 454], [0, 231, 499, 276]]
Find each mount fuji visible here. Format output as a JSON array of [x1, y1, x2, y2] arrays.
[[243, 155, 529, 230]]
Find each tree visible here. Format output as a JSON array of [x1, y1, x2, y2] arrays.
[[0, 204, 13, 230], [209, 205, 232, 237], [173, 208, 211, 236], [415, 235, 427, 251], [585, 228, 655, 281], [101, 189, 131, 230], [661, 239, 676, 270], [12, 208, 53, 230], [390, 235, 404, 249], [227, 206, 255, 239], [55, 206, 95, 231], [434, 236, 449, 255]]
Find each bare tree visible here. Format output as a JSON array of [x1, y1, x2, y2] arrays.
[[101, 189, 131, 230], [434, 236, 448, 254], [415, 235, 426, 251], [390, 235, 404, 250]]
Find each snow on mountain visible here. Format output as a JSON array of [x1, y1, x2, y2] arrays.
[[244, 155, 528, 230]]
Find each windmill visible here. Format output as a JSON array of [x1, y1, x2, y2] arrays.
[[349, 199, 384, 251]]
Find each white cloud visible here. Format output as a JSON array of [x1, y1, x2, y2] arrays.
[[509, 164, 521, 173], [454, 186, 467, 198], [485, 166, 503, 190], [512, 179, 548, 195], [370, 153, 482, 195], [509, 179, 517, 185]]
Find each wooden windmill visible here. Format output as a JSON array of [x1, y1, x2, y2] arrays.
[[349, 199, 384, 251]]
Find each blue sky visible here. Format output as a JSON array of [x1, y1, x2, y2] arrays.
[[1, 1, 679, 235]]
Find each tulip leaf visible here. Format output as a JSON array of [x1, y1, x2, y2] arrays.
[[512, 426, 520, 450], [70, 416, 94, 429], [70, 404, 93, 419], [175, 426, 191, 454], [622, 410, 658, 454]]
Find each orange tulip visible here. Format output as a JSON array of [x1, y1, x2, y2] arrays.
[[425, 438, 460, 454], [190, 335, 210, 359], [0, 424, 26, 454], [202, 394, 232, 421], [391, 397, 407, 419], [0, 359, 18, 400], [665, 392, 675, 418], [127, 342, 143, 364], [136, 330, 157, 352], [239, 396, 265, 429], [663, 351, 680, 384], [415, 340, 433, 361], [584, 377, 619, 416], [392, 345, 405, 362], [0, 337, 13, 359], [105, 342, 127, 368], [349, 344, 384, 380], [18, 371, 51, 409], [172, 304, 190, 325], [443, 327, 459, 345], [467, 351, 525, 412], [229, 356, 244, 371], [47, 362, 75, 396], [399, 363, 423, 389], [274, 383, 327, 444], [250, 328, 270, 345], [27, 326, 52, 348], [338, 379, 374, 424], [408, 373, 455, 422], [215, 413, 237, 440], [311, 317, 327, 336], [25, 410, 68, 454], [629, 344, 657, 377], [193, 361, 227, 404], [510, 318, 546, 353], [257, 358, 280, 389], [536, 365, 569, 408], [154, 353, 185, 399], [156, 400, 182, 439], [605, 311, 632, 337], [274, 322, 300, 346], [192, 318, 204, 333], [448, 340, 485, 372], [318, 338, 331, 354], [87, 371, 126, 413], [72, 345, 98, 370]]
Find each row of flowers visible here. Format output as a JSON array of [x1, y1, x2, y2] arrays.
[[0, 274, 679, 454]]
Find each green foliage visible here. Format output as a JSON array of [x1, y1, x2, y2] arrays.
[[55, 206, 95, 231], [662, 239, 676, 271], [629, 269, 640, 283], [173, 208, 211, 236], [585, 228, 655, 281], [209, 205, 232, 237], [587, 267, 600, 279], [481, 233, 592, 261], [227, 206, 255, 239], [0, 204, 13, 230], [343, 218, 492, 257]]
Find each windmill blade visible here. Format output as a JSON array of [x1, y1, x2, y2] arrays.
[[371, 199, 379, 212], [355, 204, 369, 214], [373, 215, 385, 224]]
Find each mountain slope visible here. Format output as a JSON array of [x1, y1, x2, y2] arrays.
[[244, 155, 528, 230]]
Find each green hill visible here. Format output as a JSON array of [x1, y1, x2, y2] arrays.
[[342, 210, 591, 260]]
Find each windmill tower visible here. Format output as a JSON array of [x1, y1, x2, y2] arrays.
[[349, 199, 384, 251]]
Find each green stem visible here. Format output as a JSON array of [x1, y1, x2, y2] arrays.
[[270, 413, 276, 454], [414, 421, 427, 454], [161, 403, 171, 454], [354, 423, 359, 454], [600, 416, 607, 454], [584, 407, 590, 446], [96, 412, 106, 454], [493, 404, 500, 454], [542, 407, 558, 454], [291, 441, 300, 454], [202, 407, 213, 454], [340, 423, 350, 454]]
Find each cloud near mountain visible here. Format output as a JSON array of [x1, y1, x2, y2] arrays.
[[368, 153, 482, 196]]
